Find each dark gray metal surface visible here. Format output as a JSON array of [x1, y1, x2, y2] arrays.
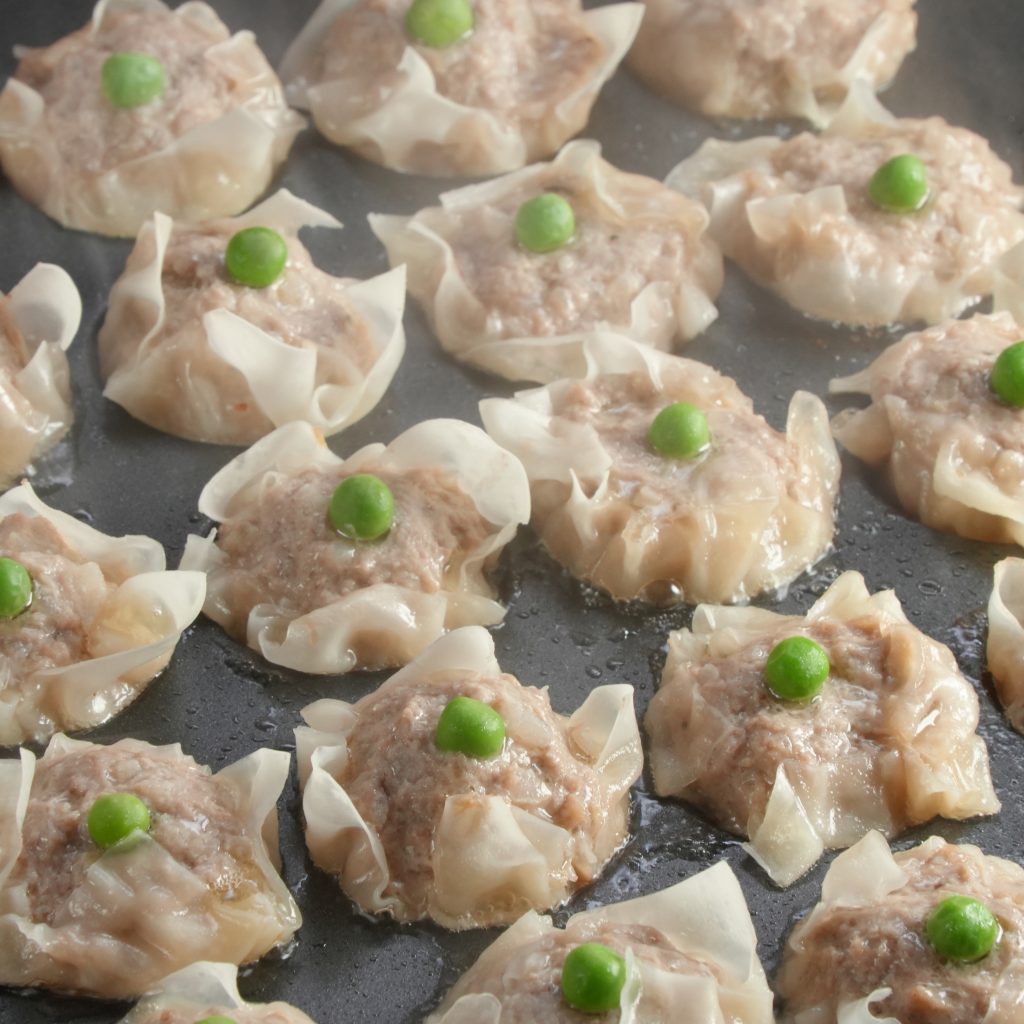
[[1, 1, 1022, 1021]]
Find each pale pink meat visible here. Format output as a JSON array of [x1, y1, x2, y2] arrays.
[[130, 1005, 312, 1024]]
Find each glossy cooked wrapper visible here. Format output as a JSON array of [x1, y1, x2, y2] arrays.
[[118, 961, 317, 1024], [371, 140, 722, 383], [0, 734, 301, 998], [830, 312, 1024, 544], [426, 860, 773, 1023], [646, 572, 999, 886], [99, 189, 406, 445], [0, 0, 304, 237], [295, 626, 642, 929], [0, 481, 205, 745], [987, 557, 1024, 734], [480, 333, 838, 604], [280, 0, 642, 176], [628, 0, 916, 124], [0, 263, 81, 488], [666, 84, 1024, 326], [181, 420, 530, 674]]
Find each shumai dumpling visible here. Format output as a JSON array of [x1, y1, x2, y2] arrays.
[[280, 0, 642, 176], [480, 333, 838, 605], [0, 263, 81, 488], [0, 0, 304, 237], [99, 190, 406, 445], [0, 482, 205, 745], [667, 85, 1024, 326], [119, 962, 317, 1024], [987, 557, 1024, 734], [0, 734, 301, 998], [426, 861, 773, 1022], [296, 626, 642, 929], [646, 572, 999, 886], [628, 0, 917, 125], [181, 420, 529, 674], [830, 312, 1024, 544], [776, 831, 1024, 1023], [371, 140, 723, 383]]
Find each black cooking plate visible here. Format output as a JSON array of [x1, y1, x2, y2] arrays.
[[1, 1, 1022, 1021]]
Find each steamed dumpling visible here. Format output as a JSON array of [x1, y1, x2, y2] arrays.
[[99, 190, 405, 445], [0, 734, 300, 997], [480, 333, 838, 605], [629, 0, 917, 124], [371, 140, 723, 383], [646, 572, 999, 885], [987, 557, 1024, 734], [0, 0, 303, 236], [667, 86, 1024, 326], [280, 0, 642, 176], [296, 627, 642, 928]]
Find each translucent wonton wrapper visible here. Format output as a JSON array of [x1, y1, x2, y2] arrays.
[[776, 832, 1024, 1023], [427, 861, 773, 1023], [0, 0, 304, 236], [0, 734, 301, 997], [100, 190, 406, 445], [0, 263, 81, 488], [181, 420, 529, 674], [628, 0, 917, 125], [119, 961, 317, 1024], [0, 482, 205, 744], [830, 312, 1024, 545], [296, 626, 642, 929], [371, 140, 723, 383], [480, 333, 838, 605], [987, 558, 1024, 735], [280, 0, 642, 176], [666, 85, 1024, 326], [645, 572, 999, 886]]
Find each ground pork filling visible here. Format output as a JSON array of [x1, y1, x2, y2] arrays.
[[314, 0, 603, 122], [777, 842, 1024, 1024], [18, 745, 262, 926], [444, 184, 698, 340], [133, 1007, 310, 1024], [213, 465, 493, 637], [339, 671, 618, 919], [16, 7, 237, 176]]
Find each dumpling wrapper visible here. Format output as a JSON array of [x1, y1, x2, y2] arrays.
[[181, 420, 530, 674], [480, 332, 839, 604], [987, 557, 1024, 734], [370, 140, 722, 383], [0, 0, 304, 237], [0, 734, 301, 998], [646, 572, 999, 886], [666, 84, 1024, 326], [100, 189, 406, 444], [0, 263, 81, 488], [280, 0, 643, 176], [427, 860, 773, 1023], [295, 626, 642, 929], [0, 481, 206, 744], [119, 961, 317, 1023]]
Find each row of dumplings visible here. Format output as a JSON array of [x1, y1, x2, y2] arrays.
[[5, 619, 1024, 1022]]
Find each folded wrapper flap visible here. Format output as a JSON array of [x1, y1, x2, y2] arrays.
[[987, 557, 1024, 732]]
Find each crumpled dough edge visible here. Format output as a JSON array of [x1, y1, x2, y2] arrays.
[[987, 557, 1024, 734]]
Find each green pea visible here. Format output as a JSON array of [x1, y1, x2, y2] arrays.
[[225, 227, 288, 289], [990, 341, 1024, 407], [0, 557, 32, 619], [435, 696, 506, 758], [647, 402, 710, 459], [925, 895, 1000, 962], [764, 636, 829, 701], [868, 154, 929, 213], [405, 0, 474, 48], [329, 474, 395, 541], [86, 793, 151, 849], [101, 53, 165, 109], [561, 942, 626, 1014], [195, 1017, 238, 1024], [514, 194, 576, 254]]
